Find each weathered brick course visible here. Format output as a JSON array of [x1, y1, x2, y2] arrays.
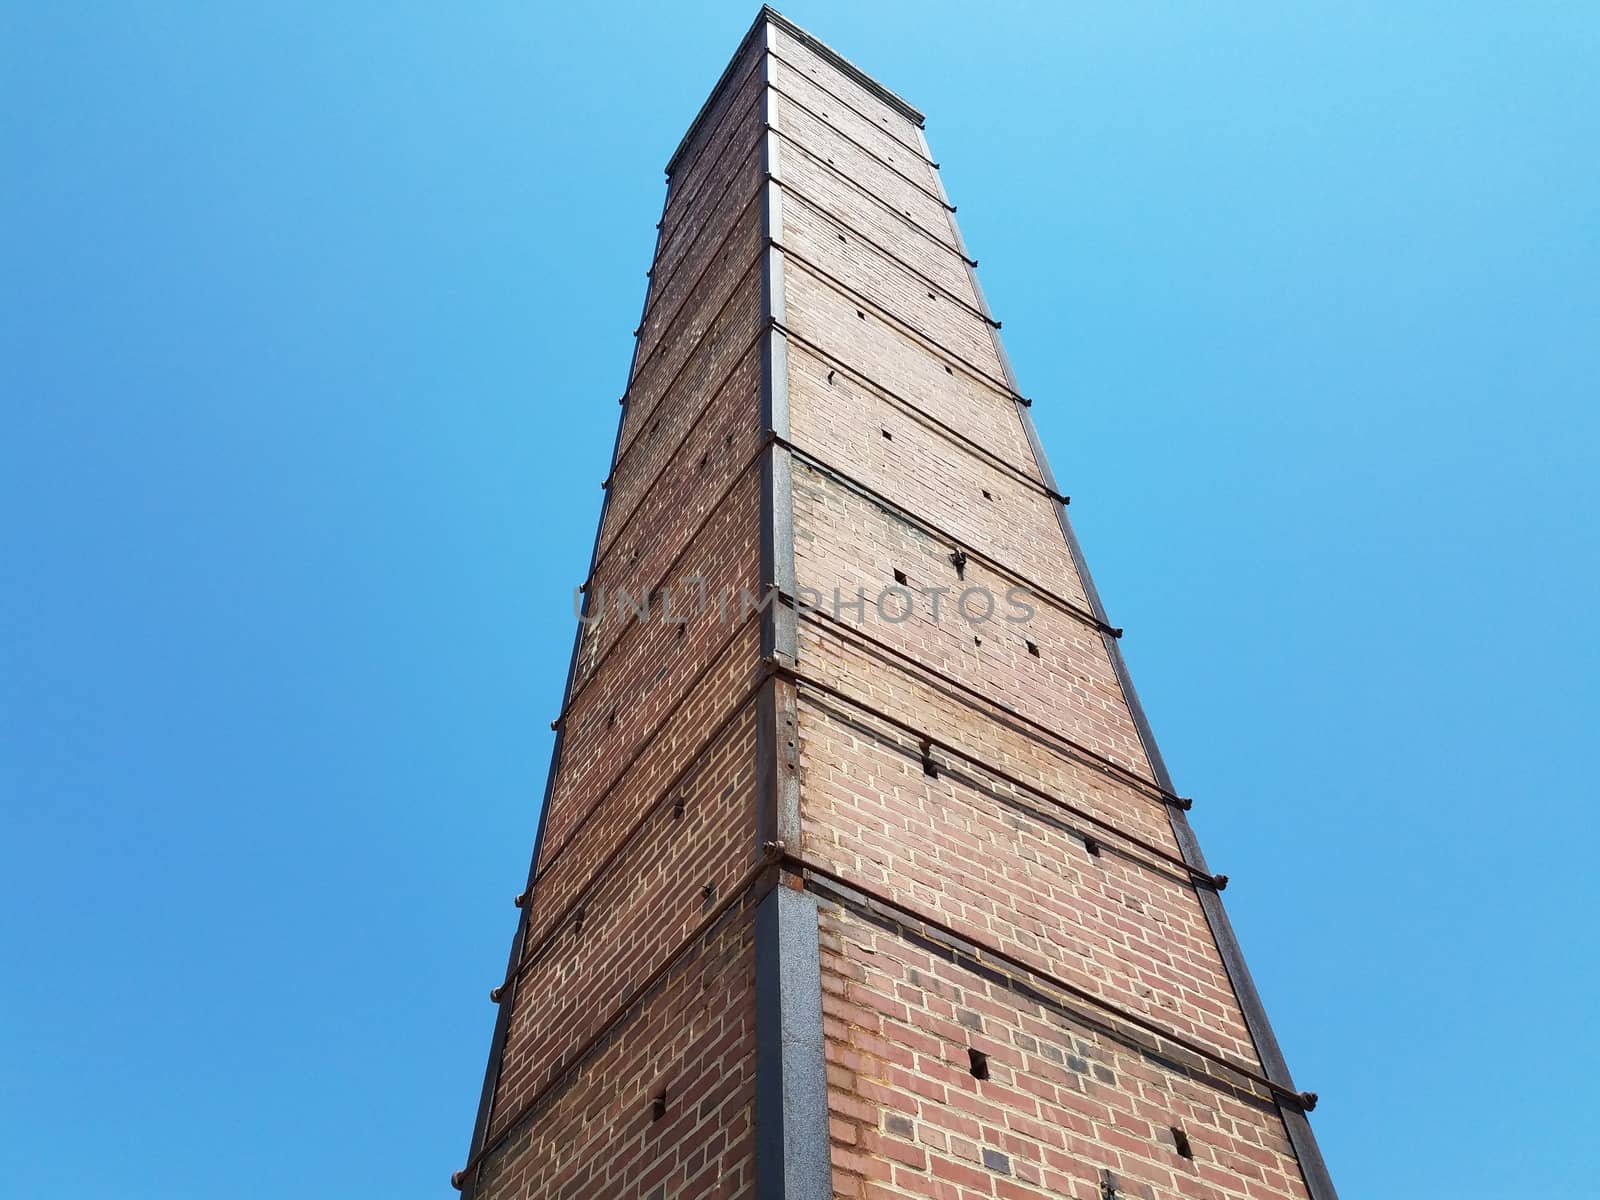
[[774, 94, 952, 248], [815, 903, 1310, 1200], [796, 701, 1255, 1065], [771, 28, 924, 154], [781, 268, 1030, 467], [495, 707, 760, 1131], [477, 909, 758, 1200]]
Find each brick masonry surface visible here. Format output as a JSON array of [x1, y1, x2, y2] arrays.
[[459, 11, 1330, 1200], [814, 903, 1308, 1200]]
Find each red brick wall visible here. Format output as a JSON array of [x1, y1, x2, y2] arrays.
[[463, 13, 1327, 1199]]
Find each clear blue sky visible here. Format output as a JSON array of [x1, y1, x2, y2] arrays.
[[4, 3, 1596, 1197]]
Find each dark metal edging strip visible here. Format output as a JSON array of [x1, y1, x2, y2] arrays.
[[755, 20, 827, 1198], [755, 885, 832, 1200], [914, 125, 1340, 1200]]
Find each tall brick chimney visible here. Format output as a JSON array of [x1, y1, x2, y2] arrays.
[[455, 8, 1337, 1198]]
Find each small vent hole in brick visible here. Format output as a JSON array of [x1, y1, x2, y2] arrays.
[[837, 233, 846, 242], [928, 291, 936, 300], [945, 365, 953, 374], [894, 569, 908, 585], [857, 309, 865, 319], [651, 1093, 667, 1123], [982, 489, 992, 500], [1026, 640, 1040, 657], [968, 1049, 990, 1080], [881, 428, 892, 440], [1171, 1128, 1193, 1159], [1084, 836, 1102, 858]]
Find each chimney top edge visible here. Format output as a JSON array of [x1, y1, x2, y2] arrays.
[[664, 6, 925, 179]]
